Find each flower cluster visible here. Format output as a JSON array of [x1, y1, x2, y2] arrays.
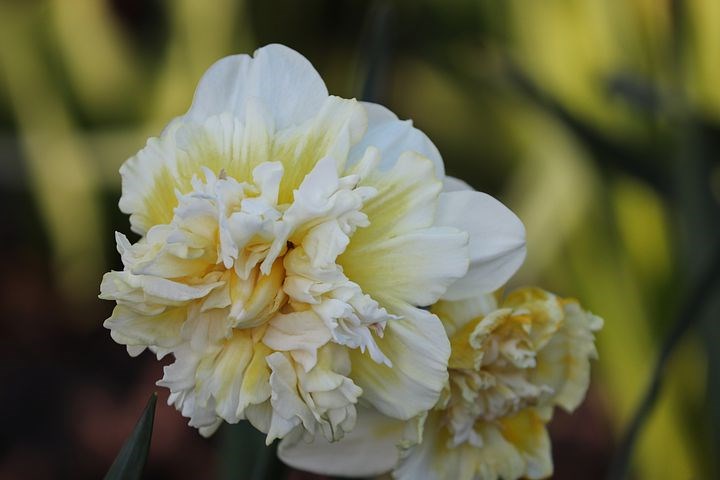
[[101, 44, 601, 479], [279, 289, 602, 480]]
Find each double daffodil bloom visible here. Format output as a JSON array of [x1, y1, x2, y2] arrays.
[[279, 288, 601, 479], [100, 44, 526, 442]]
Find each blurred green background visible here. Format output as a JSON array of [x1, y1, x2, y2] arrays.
[[1, 1, 719, 479]]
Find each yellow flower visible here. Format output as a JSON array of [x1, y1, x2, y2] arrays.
[[279, 288, 601, 479], [400, 288, 602, 480], [99, 45, 527, 443]]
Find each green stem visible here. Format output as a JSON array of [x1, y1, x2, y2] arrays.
[[607, 246, 720, 479]]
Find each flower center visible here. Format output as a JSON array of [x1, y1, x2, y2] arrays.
[[441, 308, 555, 447], [116, 157, 394, 366]]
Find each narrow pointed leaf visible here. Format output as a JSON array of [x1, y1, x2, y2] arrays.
[[104, 393, 157, 480]]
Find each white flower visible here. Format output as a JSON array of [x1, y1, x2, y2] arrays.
[[100, 44, 526, 443], [278, 288, 602, 479]]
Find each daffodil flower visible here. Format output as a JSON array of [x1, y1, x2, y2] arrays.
[[100, 44, 526, 443], [279, 288, 602, 479]]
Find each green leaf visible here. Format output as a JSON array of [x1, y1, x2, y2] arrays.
[[104, 393, 157, 480], [217, 422, 285, 480]]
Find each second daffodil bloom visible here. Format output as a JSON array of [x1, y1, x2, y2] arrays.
[[399, 289, 603, 480], [279, 289, 602, 479], [99, 44, 527, 442]]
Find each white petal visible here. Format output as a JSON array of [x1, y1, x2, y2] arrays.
[[278, 406, 403, 476], [262, 311, 332, 372], [350, 304, 450, 420], [186, 44, 328, 130], [348, 101, 444, 178], [443, 175, 473, 193], [436, 190, 526, 299]]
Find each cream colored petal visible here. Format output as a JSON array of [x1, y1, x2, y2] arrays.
[[120, 47, 362, 235], [436, 190, 526, 300], [295, 344, 362, 442], [394, 411, 446, 480], [99, 271, 222, 311], [159, 346, 223, 436], [118, 118, 185, 234], [229, 260, 287, 329], [349, 304, 450, 420], [348, 101, 444, 178], [533, 299, 602, 412], [467, 422, 527, 480], [103, 304, 185, 358], [278, 406, 404, 476], [342, 226, 469, 308], [186, 44, 328, 130], [197, 331, 255, 422], [118, 107, 271, 235], [496, 407, 554, 480], [272, 96, 367, 204], [346, 151, 441, 241], [443, 175, 473, 193], [116, 230, 214, 279], [183, 337, 270, 430], [266, 352, 317, 443], [431, 294, 499, 337], [340, 152, 469, 307], [244, 401, 273, 435], [397, 409, 550, 480], [238, 342, 273, 414], [159, 333, 273, 433], [177, 105, 273, 196], [262, 310, 332, 372]]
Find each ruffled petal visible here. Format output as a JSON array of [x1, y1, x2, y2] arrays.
[[349, 304, 450, 420], [272, 97, 367, 203], [531, 298, 602, 412], [119, 46, 364, 235], [497, 407, 554, 480], [262, 310, 332, 372], [120, 99, 277, 233], [436, 190, 526, 300], [118, 119, 186, 233], [103, 304, 184, 358], [158, 333, 273, 432], [265, 344, 362, 444], [396, 408, 552, 480], [99, 270, 223, 312], [431, 294, 499, 337]]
